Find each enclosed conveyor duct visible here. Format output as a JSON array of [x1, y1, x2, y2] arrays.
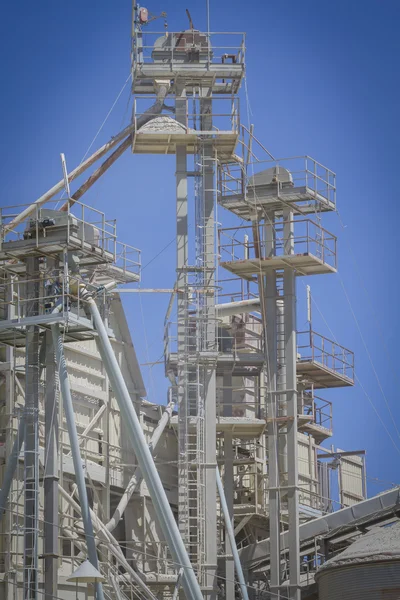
[[86, 294, 204, 600]]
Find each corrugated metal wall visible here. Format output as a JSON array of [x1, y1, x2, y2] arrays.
[[318, 562, 400, 600]]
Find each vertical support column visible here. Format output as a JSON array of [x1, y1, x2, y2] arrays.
[[24, 256, 40, 600], [201, 83, 218, 599], [44, 331, 59, 600], [264, 216, 281, 593], [222, 371, 235, 599], [283, 210, 300, 600], [175, 84, 189, 544]]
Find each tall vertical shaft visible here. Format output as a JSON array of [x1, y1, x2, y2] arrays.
[[24, 257, 40, 600], [283, 211, 300, 599], [44, 331, 59, 600]]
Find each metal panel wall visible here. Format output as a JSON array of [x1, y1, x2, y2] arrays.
[[318, 562, 400, 600]]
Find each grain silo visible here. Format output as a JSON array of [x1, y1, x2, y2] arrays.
[[315, 521, 400, 600]]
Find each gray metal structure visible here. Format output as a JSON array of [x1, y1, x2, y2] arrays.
[[0, 5, 395, 600]]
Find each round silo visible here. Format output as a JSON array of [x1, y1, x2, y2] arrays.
[[315, 521, 400, 600]]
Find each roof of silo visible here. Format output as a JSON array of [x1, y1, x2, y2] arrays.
[[316, 521, 400, 577]]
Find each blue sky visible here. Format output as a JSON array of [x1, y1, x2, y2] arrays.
[[1, 0, 399, 497]]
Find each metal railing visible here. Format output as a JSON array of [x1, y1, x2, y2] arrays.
[[0, 272, 98, 326], [218, 219, 337, 270], [218, 155, 336, 210], [0, 199, 116, 254], [132, 30, 246, 71], [133, 95, 240, 135], [299, 392, 333, 433], [164, 318, 263, 365], [297, 329, 355, 382], [0, 200, 141, 282]]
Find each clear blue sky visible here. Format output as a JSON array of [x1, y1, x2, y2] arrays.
[[1, 0, 399, 497]]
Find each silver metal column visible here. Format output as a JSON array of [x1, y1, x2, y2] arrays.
[[51, 325, 105, 600], [283, 210, 300, 600], [24, 256, 40, 600], [201, 85, 218, 600], [265, 216, 281, 594], [223, 372, 235, 599], [44, 331, 59, 600]]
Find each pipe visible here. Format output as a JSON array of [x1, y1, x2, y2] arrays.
[[59, 486, 158, 600], [216, 467, 250, 600], [6, 81, 170, 231], [0, 415, 25, 520], [60, 80, 171, 211], [51, 324, 105, 600], [86, 297, 204, 600], [4, 121, 137, 232], [216, 298, 261, 318], [105, 400, 174, 533]]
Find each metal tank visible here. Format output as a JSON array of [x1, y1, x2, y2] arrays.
[[315, 521, 400, 600]]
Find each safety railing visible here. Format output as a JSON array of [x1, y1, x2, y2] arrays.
[[164, 317, 263, 364], [218, 155, 336, 210], [132, 30, 246, 71], [299, 392, 333, 433], [134, 95, 240, 135], [112, 240, 141, 280], [0, 272, 98, 326], [0, 199, 117, 256], [218, 219, 337, 270], [297, 329, 355, 382]]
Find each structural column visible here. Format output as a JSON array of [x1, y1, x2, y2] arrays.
[[264, 215, 281, 593], [223, 371, 235, 599], [44, 330, 59, 600], [24, 256, 40, 600], [175, 83, 190, 544], [283, 210, 300, 600], [201, 84, 218, 599]]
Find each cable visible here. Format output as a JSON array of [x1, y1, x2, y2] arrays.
[[55, 72, 132, 207], [310, 294, 400, 456]]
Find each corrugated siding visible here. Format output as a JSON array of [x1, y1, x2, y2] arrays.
[[339, 450, 364, 505], [318, 562, 400, 600]]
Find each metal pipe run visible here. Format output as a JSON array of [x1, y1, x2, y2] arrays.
[[4, 121, 136, 232], [51, 324, 105, 600], [216, 467, 250, 600], [59, 491, 158, 600], [60, 80, 171, 210], [216, 298, 261, 317], [105, 400, 174, 533], [86, 296, 204, 600], [7, 80, 170, 231], [0, 415, 25, 520]]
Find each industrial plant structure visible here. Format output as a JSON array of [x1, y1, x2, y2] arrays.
[[0, 4, 398, 600]]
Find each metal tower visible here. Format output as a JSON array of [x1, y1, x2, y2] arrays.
[[131, 11, 245, 596]]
